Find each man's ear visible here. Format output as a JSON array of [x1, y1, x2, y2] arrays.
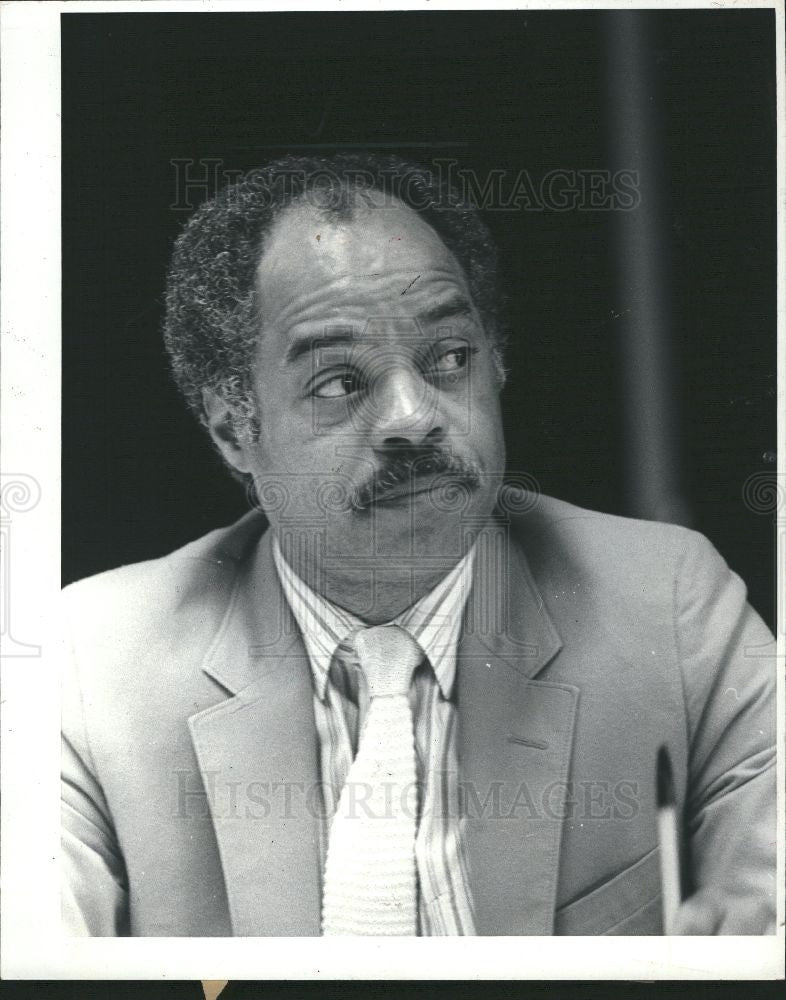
[[202, 388, 255, 475]]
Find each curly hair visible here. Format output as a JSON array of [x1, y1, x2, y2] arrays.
[[163, 152, 508, 445]]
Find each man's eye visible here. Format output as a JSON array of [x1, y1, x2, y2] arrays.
[[432, 346, 469, 374], [312, 370, 360, 398]]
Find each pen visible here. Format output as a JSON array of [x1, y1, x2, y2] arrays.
[[656, 744, 683, 934]]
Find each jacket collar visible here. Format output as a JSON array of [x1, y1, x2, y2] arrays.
[[198, 510, 565, 694], [196, 515, 300, 696], [459, 512, 564, 678]]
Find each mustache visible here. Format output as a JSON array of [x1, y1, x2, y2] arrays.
[[351, 448, 482, 511]]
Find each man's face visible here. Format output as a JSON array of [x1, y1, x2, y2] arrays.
[[218, 193, 506, 583]]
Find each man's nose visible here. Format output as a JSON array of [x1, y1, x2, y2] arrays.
[[362, 361, 440, 447]]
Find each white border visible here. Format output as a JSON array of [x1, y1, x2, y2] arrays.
[[1, 0, 783, 981]]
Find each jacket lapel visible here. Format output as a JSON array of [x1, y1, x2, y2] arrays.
[[188, 528, 323, 936], [458, 518, 579, 935]]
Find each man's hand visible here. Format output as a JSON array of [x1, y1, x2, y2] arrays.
[[672, 888, 777, 935]]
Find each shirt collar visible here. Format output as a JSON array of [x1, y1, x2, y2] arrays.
[[272, 536, 476, 702]]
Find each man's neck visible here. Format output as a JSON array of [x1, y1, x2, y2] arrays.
[[274, 540, 469, 624], [316, 570, 455, 625]]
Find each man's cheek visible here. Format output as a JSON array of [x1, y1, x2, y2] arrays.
[[470, 412, 505, 466]]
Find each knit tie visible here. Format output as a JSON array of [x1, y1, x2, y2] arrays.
[[321, 625, 422, 936]]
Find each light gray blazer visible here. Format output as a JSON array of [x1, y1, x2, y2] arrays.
[[61, 494, 776, 935]]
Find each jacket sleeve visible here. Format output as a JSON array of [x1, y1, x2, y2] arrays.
[[675, 530, 777, 932], [61, 610, 130, 936]]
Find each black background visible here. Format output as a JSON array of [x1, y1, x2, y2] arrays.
[[61, 10, 777, 627]]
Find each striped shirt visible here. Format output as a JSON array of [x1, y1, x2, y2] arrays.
[[272, 536, 477, 935]]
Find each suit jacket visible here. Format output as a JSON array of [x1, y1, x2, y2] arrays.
[[61, 494, 776, 936]]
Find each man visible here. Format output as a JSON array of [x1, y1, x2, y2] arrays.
[[62, 153, 776, 936]]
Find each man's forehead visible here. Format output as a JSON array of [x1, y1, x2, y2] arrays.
[[255, 194, 461, 294]]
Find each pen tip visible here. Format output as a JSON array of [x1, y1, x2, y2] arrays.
[[656, 744, 675, 807]]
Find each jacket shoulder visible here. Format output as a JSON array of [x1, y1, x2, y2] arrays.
[[514, 491, 700, 545], [62, 511, 269, 648], [511, 493, 715, 598]]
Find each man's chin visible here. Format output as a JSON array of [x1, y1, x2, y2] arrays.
[[330, 486, 491, 558]]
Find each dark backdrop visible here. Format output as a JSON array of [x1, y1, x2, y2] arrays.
[[61, 10, 777, 627]]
